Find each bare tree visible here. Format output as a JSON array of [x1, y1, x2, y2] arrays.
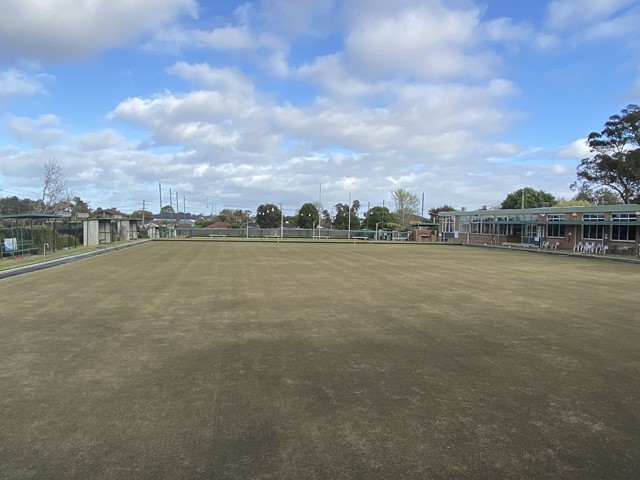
[[41, 158, 70, 213], [391, 188, 419, 229]]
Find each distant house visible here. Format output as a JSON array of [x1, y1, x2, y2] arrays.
[[205, 221, 231, 229], [92, 207, 128, 218]]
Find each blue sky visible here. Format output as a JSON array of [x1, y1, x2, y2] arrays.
[[1, 0, 639, 216]]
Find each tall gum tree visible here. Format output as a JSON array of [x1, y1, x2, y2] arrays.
[[572, 104, 640, 204]]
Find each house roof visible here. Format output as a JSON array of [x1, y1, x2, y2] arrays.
[[205, 221, 231, 228]]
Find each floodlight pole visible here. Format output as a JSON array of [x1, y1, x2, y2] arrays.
[[280, 203, 284, 239], [348, 192, 351, 240]]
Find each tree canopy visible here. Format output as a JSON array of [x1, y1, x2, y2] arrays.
[[428, 204, 455, 221], [572, 104, 640, 204], [500, 187, 557, 209], [0, 196, 36, 215], [297, 203, 319, 228], [333, 200, 361, 230], [256, 203, 282, 228], [571, 184, 622, 205], [362, 205, 394, 229]]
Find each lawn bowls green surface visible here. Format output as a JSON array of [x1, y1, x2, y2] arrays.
[[1, 241, 639, 479]]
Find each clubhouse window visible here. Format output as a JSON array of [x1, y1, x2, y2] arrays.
[[583, 224, 604, 240], [523, 224, 537, 237], [442, 217, 454, 233], [583, 213, 605, 222], [582, 213, 605, 239], [547, 224, 565, 238], [471, 218, 480, 234], [611, 214, 637, 241]]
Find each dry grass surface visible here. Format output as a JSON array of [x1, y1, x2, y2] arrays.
[[1, 241, 639, 479]]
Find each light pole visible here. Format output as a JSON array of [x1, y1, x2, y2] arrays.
[[245, 210, 251, 239], [376, 222, 380, 240]]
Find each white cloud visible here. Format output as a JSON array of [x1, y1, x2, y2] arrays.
[[0, 69, 48, 97], [0, 0, 197, 62], [554, 138, 590, 159], [6, 114, 66, 147], [156, 25, 256, 51], [296, 54, 390, 99], [581, 12, 640, 42], [167, 62, 255, 95], [482, 17, 534, 43], [545, 0, 636, 30], [344, 3, 500, 80], [551, 164, 569, 174], [257, 0, 337, 39]]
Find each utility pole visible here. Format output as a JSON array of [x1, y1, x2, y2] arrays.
[[421, 192, 424, 219], [159, 183, 162, 215], [319, 183, 322, 228], [142, 199, 146, 227], [169, 188, 172, 223], [348, 192, 351, 239]]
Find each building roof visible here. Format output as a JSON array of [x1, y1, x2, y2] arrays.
[[439, 204, 640, 217], [0, 213, 62, 220], [205, 221, 231, 229]]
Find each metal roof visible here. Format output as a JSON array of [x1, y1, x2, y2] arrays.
[[438, 204, 640, 217], [0, 213, 63, 220]]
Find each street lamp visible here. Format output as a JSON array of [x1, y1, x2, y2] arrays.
[[245, 210, 251, 239]]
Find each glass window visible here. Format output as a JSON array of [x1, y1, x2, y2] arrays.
[[611, 224, 636, 241], [459, 216, 469, 233], [583, 224, 604, 239], [547, 214, 563, 221], [583, 213, 605, 221], [547, 224, 565, 237], [442, 217, 454, 233], [610, 213, 637, 242], [471, 218, 480, 234], [611, 213, 636, 222]]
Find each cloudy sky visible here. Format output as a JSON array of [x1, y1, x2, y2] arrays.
[[1, 0, 639, 216]]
